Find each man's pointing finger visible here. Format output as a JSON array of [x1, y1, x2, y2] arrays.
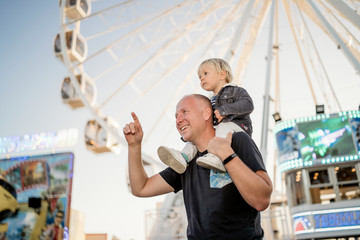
[[131, 112, 139, 123]]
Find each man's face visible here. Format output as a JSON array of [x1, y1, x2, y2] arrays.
[[175, 96, 205, 142], [54, 212, 63, 226]]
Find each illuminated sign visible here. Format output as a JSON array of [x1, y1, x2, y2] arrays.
[[314, 209, 360, 230], [0, 128, 78, 155], [274, 111, 360, 172], [297, 116, 356, 162], [293, 215, 313, 234], [293, 207, 360, 235]]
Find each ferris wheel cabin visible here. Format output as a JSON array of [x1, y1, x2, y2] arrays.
[[54, 30, 87, 63], [274, 110, 360, 239], [61, 74, 96, 109], [63, 0, 91, 20], [84, 118, 119, 154]]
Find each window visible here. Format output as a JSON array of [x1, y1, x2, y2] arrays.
[[309, 169, 334, 204], [288, 171, 306, 206], [286, 164, 360, 206], [310, 186, 336, 204], [80, 0, 89, 13], [336, 166, 357, 182], [85, 80, 94, 102], [308, 164, 360, 204], [310, 169, 330, 185], [336, 166, 360, 200], [54, 34, 61, 53], [76, 37, 85, 57]]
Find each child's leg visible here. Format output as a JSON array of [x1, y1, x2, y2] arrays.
[[215, 121, 243, 137], [181, 142, 198, 162], [196, 122, 243, 172], [157, 142, 197, 174]]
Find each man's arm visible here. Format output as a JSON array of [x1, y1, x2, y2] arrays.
[[124, 112, 174, 197], [207, 133, 273, 211]]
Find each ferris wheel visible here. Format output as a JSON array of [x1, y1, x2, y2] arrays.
[[54, 0, 360, 238], [54, 0, 360, 167]]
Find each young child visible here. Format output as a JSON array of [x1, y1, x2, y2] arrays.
[[158, 58, 254, 173]]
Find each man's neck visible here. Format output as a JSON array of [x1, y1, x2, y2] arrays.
[[194, 127, 215, 152]]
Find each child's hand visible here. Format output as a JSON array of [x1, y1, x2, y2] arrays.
[[214, 109, 224, 123]]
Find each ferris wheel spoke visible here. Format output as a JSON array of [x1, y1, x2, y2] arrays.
[[94, 1, 232, 111], [98, 3, 246, 118], [56, 0, 360, 160]]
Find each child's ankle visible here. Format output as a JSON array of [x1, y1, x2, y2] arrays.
[[181, 153, 190, 163]]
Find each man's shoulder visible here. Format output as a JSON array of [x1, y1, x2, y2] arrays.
[[232, 132, 265, 171], [231, 131, 255, 149], [232, 131, 250, 140]]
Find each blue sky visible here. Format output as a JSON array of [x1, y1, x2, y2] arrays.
[[0, 2, 74, 134], [0, 2, 163, 239]]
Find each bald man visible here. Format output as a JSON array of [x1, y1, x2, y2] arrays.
[[123, 94, 272, 239]]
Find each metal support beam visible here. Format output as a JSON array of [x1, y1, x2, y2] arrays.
[[224, 0, 256, 63], [326, 0, 360, 31], [307, 0, 360, 75], [260, 0, 276, 164]]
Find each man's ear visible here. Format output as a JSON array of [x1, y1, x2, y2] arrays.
[[203, 107, 212, 121]]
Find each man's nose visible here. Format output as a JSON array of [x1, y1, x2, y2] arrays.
[[176, 115, 183, 124]]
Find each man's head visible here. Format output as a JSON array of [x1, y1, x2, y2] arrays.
[[175, 94, 215, 151], [54, 210, 64, 226]]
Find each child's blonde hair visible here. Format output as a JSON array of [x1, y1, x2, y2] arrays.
[[198, 58, 233, 83]]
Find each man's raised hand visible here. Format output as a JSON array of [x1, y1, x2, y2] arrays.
[[123, 112, 143, 145]]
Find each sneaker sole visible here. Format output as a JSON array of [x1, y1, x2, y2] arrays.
[[158, 147, 186, 174], [196, 158, 226, 173]]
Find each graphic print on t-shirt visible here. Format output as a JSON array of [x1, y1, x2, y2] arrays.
[[210, 170, 232, 188]]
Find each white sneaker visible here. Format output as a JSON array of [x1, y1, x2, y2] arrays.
[[157, 146, 188, 174], [196, 153, 226, 173]]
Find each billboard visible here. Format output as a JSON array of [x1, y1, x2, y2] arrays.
[[297, 116, 357, 162], [0, 152, 74, 239], [274, 111, 360, 172], [293, 207, 360, 237]]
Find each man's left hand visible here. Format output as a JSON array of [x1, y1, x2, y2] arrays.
[[207, 132, 233, 160]]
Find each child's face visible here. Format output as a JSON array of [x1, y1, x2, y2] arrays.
[[198, 63, 226, 94]]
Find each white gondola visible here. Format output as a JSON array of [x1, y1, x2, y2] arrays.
[[61, 74, 96, 109], [54, 30, 87, 63], [65, 0, 91, 20], [84, 120, 98, 147], [84, 118, 119, 154]]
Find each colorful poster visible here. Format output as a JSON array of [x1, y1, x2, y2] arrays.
[[0, 152, 73, 240]]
